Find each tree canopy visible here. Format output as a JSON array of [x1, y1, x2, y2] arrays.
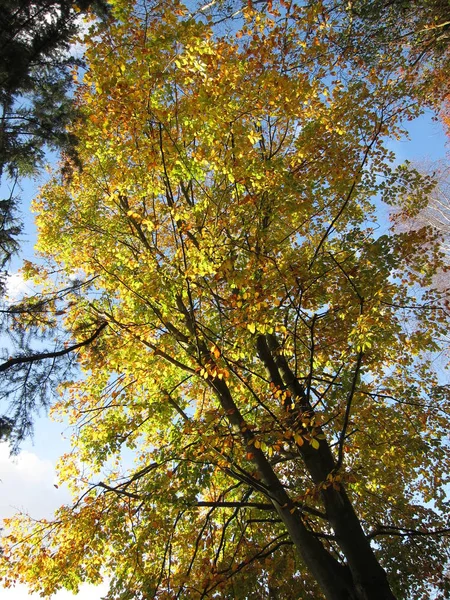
[[1, 1, 449, 599]]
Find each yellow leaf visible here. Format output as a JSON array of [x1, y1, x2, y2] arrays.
[[295, 434, 304, 446]]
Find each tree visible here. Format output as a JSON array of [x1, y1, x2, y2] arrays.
[[441, 96, 450, 144], [339, 0, 450, 62], [393, 161, 450, 259], [0, 0, 109, 444], [0, 0, 110, 175], [0, 0, 109, 281], [1, 1, 450, 599], [208, 0, 450, 94]]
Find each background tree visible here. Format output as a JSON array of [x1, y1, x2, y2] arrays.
[[0, 0, 109, 287], [0, 0, 109, 447], [340, 0, 450, 61], [0, 0, 109, 179], [208, 0, 449, 105], [1, 1, 449, 599], [393, 161, 450, 258]]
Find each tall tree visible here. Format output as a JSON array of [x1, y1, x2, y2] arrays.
[[1, 1, 449, 599], [0, 0, 109, 283], [0, 0, 109, 445], [2, 0, 447, 449]]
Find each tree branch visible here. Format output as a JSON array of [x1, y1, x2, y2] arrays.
[[0, 322, 107, 372], [336, 349, 364, 470], [195, 500, 327, 519], [368, 525, 450, 539]]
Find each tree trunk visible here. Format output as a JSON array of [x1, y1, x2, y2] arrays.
[[255, 334, 397, 600]]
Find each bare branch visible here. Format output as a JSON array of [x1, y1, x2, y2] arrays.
[[0, 322, 107, 372]]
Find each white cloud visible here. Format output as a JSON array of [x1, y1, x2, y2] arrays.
[[1, 581, 110, 600], [0, 444, 109, 598], [4, 272, 35, 303], [0, 442, 64, 519]]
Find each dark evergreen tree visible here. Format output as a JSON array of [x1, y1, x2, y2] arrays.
[[0, 0, 109, 277], [0, 1, 109, 449]]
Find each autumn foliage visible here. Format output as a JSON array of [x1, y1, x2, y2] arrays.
[[1, 1, 450, 599]]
